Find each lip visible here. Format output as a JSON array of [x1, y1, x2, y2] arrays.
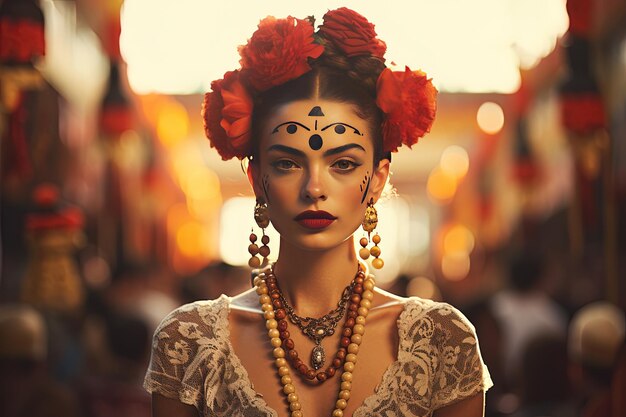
[[294, 210, 337, 230]]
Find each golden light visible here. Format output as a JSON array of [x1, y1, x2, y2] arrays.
[[441, 252, 471, 281], [477, 102, 505, 134], [427, 167, 457, 203], [121, 1, 568, 94], [176, 221, 207, 257], [443, 224, 475, 255], [440, 146, 470, 180], [166, 203, 190, 234], [182, 168, 221, 201], [156, 100, 189, 148], [406, 276, 441, 300]]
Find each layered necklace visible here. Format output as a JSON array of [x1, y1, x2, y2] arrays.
[[254, 263, 376, 417]]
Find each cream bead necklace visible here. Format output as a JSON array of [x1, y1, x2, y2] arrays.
[[254, 266, 376, 417]]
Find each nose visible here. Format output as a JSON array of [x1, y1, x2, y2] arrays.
[[301, 166, 327, 201]]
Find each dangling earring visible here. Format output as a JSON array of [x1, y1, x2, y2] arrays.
[[359, 198, 384, 269], [249, 199, 270, 268]]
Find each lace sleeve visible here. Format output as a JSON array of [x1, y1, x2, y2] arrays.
[[427, 302, 493, 410], [143, 300, 224, 410]]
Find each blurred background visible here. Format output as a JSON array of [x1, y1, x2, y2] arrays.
[[0, 0, 625, 416]]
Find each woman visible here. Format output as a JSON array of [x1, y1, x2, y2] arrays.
[[144, 8, 492, 417]]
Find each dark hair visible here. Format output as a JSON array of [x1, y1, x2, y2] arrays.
[[250, 40, 390, 165]]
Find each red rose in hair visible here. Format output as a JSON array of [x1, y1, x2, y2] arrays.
[[239, 16, 324, 91], [376, 67, 437, 152], [319, 7, 386, 58], [201, 70, 253, 160]]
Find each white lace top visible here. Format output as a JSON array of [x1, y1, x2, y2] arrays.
[[144, 294, 492, 416]]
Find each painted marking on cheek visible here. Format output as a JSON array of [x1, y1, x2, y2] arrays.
[[309, 134, 323, 150], [360, 173, 371, 204], [359, 175, 367, 192], [262, 175, 271, 204]]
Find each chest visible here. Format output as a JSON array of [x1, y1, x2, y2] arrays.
[[229, 307, 401, 416]]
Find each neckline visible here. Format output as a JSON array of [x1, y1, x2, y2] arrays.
[[218, 293, 414, 417]]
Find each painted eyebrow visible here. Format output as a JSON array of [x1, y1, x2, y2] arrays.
[[323, 143, 366, 157], [266, 144, 307, 157], [320, 122, 364, 136], [271, 121, 311, 134]]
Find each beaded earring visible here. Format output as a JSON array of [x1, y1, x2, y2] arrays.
[[359, 198, 384, 269], [248, 199, 271, 268]]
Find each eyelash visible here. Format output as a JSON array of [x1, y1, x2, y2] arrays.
[[271, 159, 300, 171], [332, 159, 361, 172]]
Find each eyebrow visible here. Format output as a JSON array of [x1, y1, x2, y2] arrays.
[[266, 143, 366, 157], [267, 144, 306, 157], [322, 143, 366, 156]]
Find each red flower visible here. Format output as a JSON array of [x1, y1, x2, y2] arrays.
[[201, 70, 253, 160], [239, 16, 324, 91], [319, 7, 386, 58], [376, 67, 437, 152]]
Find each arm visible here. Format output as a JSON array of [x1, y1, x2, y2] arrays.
[[152, 393, 199, 417], [433, 392, 484, 417]]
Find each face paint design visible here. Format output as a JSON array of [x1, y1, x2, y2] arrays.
[[360, 172, 371, 204], [359, 174, 368, 192], [271, 106, 364, 152], [262, 175, 271, 204]]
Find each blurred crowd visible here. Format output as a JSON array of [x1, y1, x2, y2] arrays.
[[0, 255, 624, 417]]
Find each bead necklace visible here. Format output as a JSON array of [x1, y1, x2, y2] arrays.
[[270, 270, 363, 382], [254, 265, 376, 417], [276, 268, 358, 371]]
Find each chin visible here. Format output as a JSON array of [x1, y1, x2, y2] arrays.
[[274, 223, 358, 253]]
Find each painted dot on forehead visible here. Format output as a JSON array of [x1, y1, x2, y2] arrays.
[[309, 134, 323, 150], [334, 125, 346, 134], [286, 124, 297, 134]]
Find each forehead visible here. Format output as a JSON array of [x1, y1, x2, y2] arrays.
[[260, 99, 373, 152]]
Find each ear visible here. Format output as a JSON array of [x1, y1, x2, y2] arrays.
[[368, 158, 390, 203], [247, 161, 264, 200]]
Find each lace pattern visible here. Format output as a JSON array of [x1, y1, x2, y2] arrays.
[[143, 295, 492, 416]]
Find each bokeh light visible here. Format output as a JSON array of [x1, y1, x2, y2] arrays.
[[443, 224, 476, 255], [156, 100, 189, 148], [441, 252, 471, 281], [440, 145, 470, 180], [477, 101, 505, 134], [427, 167, 458, 203]]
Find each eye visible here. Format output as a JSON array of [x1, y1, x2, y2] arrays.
[[271, 159, 299, 171], [332, 159, 361, 172]]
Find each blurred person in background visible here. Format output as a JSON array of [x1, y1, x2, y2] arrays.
[[509, 333, 575, 417], [490, 250, 568, 392], [567, 301, 625, 417], [0, 304, 80, 417]]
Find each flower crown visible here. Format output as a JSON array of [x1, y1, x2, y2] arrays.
[[201, 7, 437, 161]]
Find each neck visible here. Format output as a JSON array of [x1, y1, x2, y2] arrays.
[[272, 236, 360, 317]]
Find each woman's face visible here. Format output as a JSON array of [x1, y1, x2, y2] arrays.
[[250, 99, 389, 251]]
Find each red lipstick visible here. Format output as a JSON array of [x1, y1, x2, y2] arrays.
[[294, 210, 337, 230]]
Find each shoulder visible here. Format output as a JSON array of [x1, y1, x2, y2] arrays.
[[399, 297, 477, 341], [151, 295, 231, 350]]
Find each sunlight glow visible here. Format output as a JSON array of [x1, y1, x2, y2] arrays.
[[120, 0, 568, 94]]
